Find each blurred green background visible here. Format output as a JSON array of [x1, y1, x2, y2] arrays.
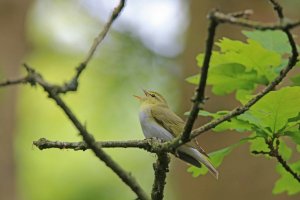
[[0, 0, 300, 200]]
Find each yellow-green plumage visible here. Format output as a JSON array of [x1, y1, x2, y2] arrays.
[[135, 90, 218, 179]]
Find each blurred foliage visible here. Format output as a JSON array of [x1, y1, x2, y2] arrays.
[[15, 1, 182, 200], [187, 30, 300, 195]]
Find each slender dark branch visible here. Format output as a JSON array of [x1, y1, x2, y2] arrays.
[[251, 139, 300, 182], [269, 0, 284, 20], [251, 150, 270, 155], [266, 139, 300, 182], [273, 153, 300, 182], [23, 64, 149, 200], [151, 153, 170, 200], [211, 10, 300, 30], [33, 137, 164, 153], [180, 13, 218, 143], [0, 77, 28, 87], [82, 0, 125, 66], [53, 0, 125, 94]]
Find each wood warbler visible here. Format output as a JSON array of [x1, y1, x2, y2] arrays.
[[134, 90, 218, 179]]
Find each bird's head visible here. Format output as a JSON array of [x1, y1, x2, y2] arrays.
[[134, 90, 168, 107]]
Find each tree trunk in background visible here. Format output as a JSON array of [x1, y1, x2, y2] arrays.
[[177, 0, 300, 200], [0, 1, 31, 200]]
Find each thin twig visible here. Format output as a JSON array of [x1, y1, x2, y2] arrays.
[[273, 152, 300, 182], [211, 10, 300, 30], [269, 0, 284, 20], [54, 0, 125, 94], [23, 64, 149, 200], [0, 77, 28, 87], [251, 141, 300, 182], [151, 153, 170, 200], [266, 139, 300, 182], [181, 12, 218, 143], [251, 150, 270, 155]]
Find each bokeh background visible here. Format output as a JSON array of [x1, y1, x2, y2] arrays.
[[1, 0, 300, 200]]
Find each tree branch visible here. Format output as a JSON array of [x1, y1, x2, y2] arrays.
[[0, 77, 28, 87], [22, 63, 149, 200], [45, 0, 125, 94], [151, 153, 170, 200], [33, 137, 164, 153], [181, 12, 218, 143], [269, 0, 284, 20], [251, 150, 270, 155], [180, 9, 253, 143], [268, 140, 300, 182], [211, 10, 300, 30], [228, 9, 253, 18], [253, 138, 300, 183]]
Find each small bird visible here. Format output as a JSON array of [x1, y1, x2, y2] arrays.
[[134, 90, 218, 179]]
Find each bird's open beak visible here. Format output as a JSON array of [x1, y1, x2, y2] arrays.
[[133, 89, 148, 100], [133, 95, 142, 100]]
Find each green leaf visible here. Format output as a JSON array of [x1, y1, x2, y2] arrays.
[[197, 110, 217, 117], [207, 63, 258, 95], [238, 112, 271, 137], [192, 36, 282, 97], [187, 165, 207, 177], [249, 136, 269, 154], [273, 162, 300, 195], [242, 30, 291, 54], [235, 89, 254, 104], [197, 110, 253, 132], [209, 146, 233, 167], [244, 87, 300, 134], [215, 38, 281, 81], [285, 129, 300, 145], [278, 140, 292, 161], [214, 116, 253, 133]]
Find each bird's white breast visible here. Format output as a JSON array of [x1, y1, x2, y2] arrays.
[[139, 106, 174, 141]]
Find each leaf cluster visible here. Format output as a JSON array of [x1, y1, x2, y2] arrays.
[[187, 30, 300, 195]]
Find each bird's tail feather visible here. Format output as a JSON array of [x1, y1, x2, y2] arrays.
[[178, 146, 219, 179]]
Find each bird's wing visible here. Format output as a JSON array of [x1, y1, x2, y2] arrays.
[[151, 106, 210, 158], [151, 106, 184, 137]]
